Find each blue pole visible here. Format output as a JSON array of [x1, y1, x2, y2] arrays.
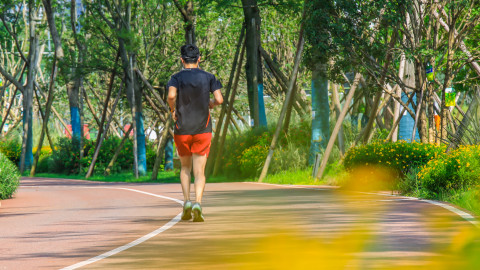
[[257, 83, 267, 127], [70, 106, 82, 139], [398, 92, 419, 142], [22, 110, 34, 169], [308, 72, 330, 165], [164, 136, 174, 171], [136, 111, 147, 176]]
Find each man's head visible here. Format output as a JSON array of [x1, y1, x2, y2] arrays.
[[181, 44, 200, 65]]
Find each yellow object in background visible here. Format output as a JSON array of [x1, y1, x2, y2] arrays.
[[426, 63, 434, 82], [434, 115, 441, 130], [445, 87, 456, 107]]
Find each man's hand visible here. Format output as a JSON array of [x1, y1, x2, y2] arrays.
[[209, 99, 215, 109], [172, 110, 177, 121]]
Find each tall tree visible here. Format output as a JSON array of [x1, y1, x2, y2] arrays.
[[242, 0, 267, 127], [0, 1, 41, 172], [308, 63, 330, 165]]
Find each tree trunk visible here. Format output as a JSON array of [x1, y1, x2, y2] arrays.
[[315, 73, 362, 180], [86, 84, 123, 178], [206, 24, 245, 177], [332, 83, 345, 155], [309, 63, 330, 165], [104, 124, 133, 176], [258, 31, 305, 182], [212, 41, 246, 176], [20, 1, 39, 173], [117, 3, 146, 176], [361, 31, 397, 144], [398, 60, 419, 141], [440, 14, 457, 143], [152, 116, 173, 180], [446, 88, 480, 153], [30, 53, 58, 176], [242, 0, 265, 128], [392, 49, 406, 142], [260, 47, 306, 115]]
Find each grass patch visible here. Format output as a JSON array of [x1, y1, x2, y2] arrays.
[[259, 163, 345, 186], [32, 171, 244, 184], [34, 171, 178, 183], [261, 168, 318, 185], [438, 188, 480, 216]]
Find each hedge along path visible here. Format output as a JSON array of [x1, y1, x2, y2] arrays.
[[258, 6, 306, 183]]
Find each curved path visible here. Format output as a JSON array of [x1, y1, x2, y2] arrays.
[[0, 178, 477, 269]]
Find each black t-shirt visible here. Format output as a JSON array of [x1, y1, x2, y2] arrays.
[[167, 68, 222, 135]]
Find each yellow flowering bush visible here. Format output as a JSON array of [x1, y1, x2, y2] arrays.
[[344, 141, 446, 176], [418, 145, 480, 195], [240, 144, 269, 176], [0, 139, 21, 164]]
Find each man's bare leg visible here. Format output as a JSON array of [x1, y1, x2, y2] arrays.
[[179, 155, 192, 201], [192, 153, 208, 203]]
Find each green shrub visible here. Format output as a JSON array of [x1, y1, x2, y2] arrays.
[[418, 145, 480, 195], [221, 120, 311, 178], [344, 141, 445, 176], [146, 141, 157, 170], [82, 137, 132, 174], [0, 151, 20, 199], [270, 141, 309, 174], [222, 128, 271, 177], [52, 137, 157, 175], [52, 137, 82, 174], [0, 139, 21, 164], [396, 165, 423, 197], [36, 154, 54, 173]]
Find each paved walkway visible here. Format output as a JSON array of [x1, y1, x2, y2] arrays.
[[0, 178, 476, 269]]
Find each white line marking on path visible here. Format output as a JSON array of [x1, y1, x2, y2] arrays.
[[61, 213, 182, 270], [246, 182, 479, 228], [23, 185, 184, 270]]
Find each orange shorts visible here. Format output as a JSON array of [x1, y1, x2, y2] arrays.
[[174, 133, 212, 157]]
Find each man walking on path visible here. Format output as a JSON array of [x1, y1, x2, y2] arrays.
[[167, 44, 223, 222]]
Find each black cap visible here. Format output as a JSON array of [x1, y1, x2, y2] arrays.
[[181, 44, 200, 61]]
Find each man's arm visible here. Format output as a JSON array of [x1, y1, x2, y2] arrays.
[[209, 89, 223, 109], [167, 86, 177, 120]]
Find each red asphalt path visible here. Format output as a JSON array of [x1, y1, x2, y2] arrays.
[[0, 178, 477, 269], [0, 178, 181, 270]]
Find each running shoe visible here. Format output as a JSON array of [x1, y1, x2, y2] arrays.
[[181, 200, 193, 220], [192, 202, 205, 222]]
